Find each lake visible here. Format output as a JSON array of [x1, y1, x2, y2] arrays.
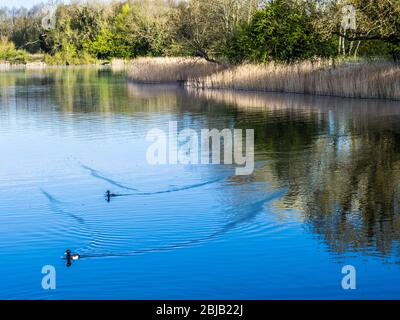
[[0, 67, 400, 299]]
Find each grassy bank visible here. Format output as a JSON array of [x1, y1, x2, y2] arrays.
[[127, 57, 399, 100], [0, 37, 102, 68], [0, 38, 30, 65]]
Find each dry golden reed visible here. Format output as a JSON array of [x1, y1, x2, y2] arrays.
[[127, 57, 399, 100], [188, 60, 400, 100], [127, 57, 225, 83]]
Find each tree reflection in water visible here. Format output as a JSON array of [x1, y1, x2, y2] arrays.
[[190, 88, 400, 258]]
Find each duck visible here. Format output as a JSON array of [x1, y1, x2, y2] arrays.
[[65, 249, 80, 261], [106, 190, 111, 198], [105, 190, 115, 202]]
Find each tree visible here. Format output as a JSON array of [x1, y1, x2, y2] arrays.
[[171, 0, 260, 62], [0, 0, 398, 63], [316, 0, 400, 59], [227, 0, 337, 63]]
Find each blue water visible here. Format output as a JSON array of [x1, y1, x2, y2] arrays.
[[0, 68, 400, 299]]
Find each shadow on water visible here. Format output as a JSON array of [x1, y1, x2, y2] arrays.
[[81, 163, 226, 199], [41, 189, 86, 225], [81, 164, 139, 192], [61, 161, 288, 263], [74, 188, 287, 260], [42, 171, 286, 263], [42, 185, 286, 263]]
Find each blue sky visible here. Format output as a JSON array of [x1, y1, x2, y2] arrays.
[[1, 0, 48, 8], [0, 0, 113, 9], [0, 0, 62, 8]]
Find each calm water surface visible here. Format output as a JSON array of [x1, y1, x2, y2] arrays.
[[1, 68, 400, 299]]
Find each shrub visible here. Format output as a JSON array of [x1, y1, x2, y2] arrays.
[[0, 37, 29, 64]]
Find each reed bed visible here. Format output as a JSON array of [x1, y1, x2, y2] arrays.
[[127, 57, 225, 83], [188, 60, 400, 100], [0, 61, 47, 70], [0, 62, 25, 70], [110, 58, 128, 72]]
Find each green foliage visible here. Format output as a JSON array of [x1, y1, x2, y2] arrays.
[[389, 44, 400, 61], [226, 0, 337, 63], [44, 38, 96, 65], [82, 3, 168, 60], [109, 3, 138, 58], [44, 50, 96, 65], [83, 28, 114, 60], [0, 37, 29, 63], [0, 0, 398, 65]]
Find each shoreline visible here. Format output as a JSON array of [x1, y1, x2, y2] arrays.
[[126, 58, 400, 101], [0, 62, 104, 69], [127, 78, 400, 102], [2, 58, 399, 101]]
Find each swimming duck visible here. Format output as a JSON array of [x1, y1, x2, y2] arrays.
[[105, 190, 117, 202], [65, 249, 80, 261], [105, 190, 112, 202]]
